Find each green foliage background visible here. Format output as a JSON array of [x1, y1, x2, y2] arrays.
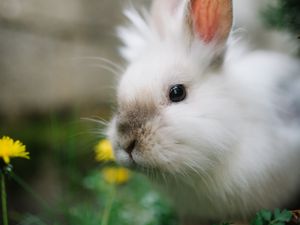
[[264, 0, 300, 34]]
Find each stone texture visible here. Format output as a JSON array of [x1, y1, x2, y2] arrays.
[[0, 0, 148, 117]]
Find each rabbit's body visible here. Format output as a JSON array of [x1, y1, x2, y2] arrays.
[[150, 50, 300, 221], [107, 0, 300, 223]]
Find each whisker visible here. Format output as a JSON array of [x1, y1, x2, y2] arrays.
[[86, 115, 110, 122], [87, 129, 106, 135], [86, 63, 121, 77], [81, 117, 108, 126], [68, 131, 99, 138], [72, 56, 125, 73]]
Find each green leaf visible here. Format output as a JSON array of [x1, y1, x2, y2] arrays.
[[275, 210, 292, 222], [274, 209, 281, 219], [272, 222, 285, 225], [260, 210, 272, 222], [251, 215, 264, 225]]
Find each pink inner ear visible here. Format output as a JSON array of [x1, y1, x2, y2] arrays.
[[191, 0, 232, 43]]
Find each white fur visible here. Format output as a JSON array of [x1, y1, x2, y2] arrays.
[[107, 0, 300, 223], [119, 0, 298, 62]]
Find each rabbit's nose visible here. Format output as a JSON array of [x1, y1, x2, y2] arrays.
[[125, 139, 136, 156]]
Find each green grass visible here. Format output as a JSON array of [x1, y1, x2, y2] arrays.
[[0, 111, 177, 225]]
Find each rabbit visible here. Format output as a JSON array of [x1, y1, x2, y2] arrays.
[[106, 0, 300, 224]]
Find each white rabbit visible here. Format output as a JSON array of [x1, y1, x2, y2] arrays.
[[107, 0, 300, 224]]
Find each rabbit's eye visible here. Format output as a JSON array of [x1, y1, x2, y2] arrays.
[[169, 84, 186, 103]]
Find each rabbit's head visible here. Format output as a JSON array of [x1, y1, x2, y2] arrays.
[[107, 0, 239, 176]]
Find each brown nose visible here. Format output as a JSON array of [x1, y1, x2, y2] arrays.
[[125, 140, 136, 155]]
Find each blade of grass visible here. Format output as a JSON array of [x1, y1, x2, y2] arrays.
[[10, 171, 50, 211], [1, 172, 9, 225], [101, 185, 116, 225]]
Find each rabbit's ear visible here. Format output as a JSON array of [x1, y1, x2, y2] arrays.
[[150, 0, 233, 44], [150, 0, 187, 37], [190, 0, 233, 44]]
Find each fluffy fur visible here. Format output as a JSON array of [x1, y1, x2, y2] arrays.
[[107, 0, 300, 223]]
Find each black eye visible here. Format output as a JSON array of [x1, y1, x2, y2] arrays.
[[169, 84, 187, 103]]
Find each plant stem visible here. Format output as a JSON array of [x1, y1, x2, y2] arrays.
[[1, 172, 8, 225], [10, 171, 50, 211], [101, 185, 116, 225]]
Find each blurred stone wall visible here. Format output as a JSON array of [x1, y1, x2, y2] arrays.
[[0, 0, 148, 117]]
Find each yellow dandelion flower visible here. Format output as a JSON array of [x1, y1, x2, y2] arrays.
[[0, 136, 29, 164], [95, 139, 115, 162], [102, 167, 130, 185]]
